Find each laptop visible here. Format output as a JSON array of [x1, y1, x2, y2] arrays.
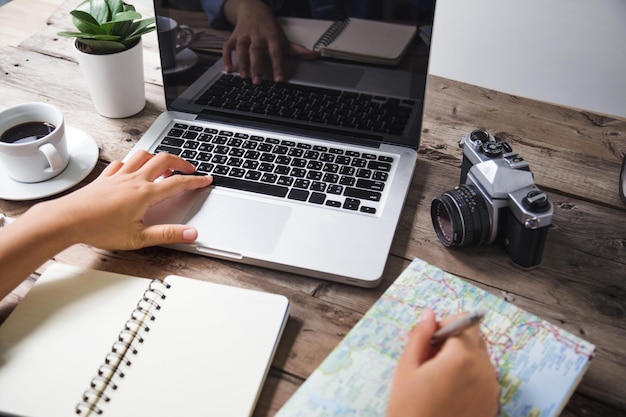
[[126, 1, 429, 287]]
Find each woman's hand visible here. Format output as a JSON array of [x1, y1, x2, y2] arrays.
[[0, 151, 212, 299], [52, 151, 213, 250], [386, 308, 500, 417]]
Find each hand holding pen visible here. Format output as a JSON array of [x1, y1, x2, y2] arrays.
[[386, 307, 499, 417], [430, 309, 487, 345]]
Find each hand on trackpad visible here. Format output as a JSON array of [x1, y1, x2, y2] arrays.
[[184, 191, 292, 255]]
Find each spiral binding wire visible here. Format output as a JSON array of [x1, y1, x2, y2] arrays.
[[75, 280, 171, 415], [313, 18, 350, 50]]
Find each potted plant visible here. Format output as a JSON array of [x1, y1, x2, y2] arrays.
[[58, 0, 156, 118]]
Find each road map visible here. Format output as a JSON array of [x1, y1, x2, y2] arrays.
[[276, 258, 596, 417]]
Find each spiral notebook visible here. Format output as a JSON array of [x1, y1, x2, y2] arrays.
[[0, 263, 290, 417], [276, 257, 596, 417], [277, 17, 417, 65]]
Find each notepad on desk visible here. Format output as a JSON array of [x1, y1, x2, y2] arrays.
[[0, 263, 289, 417], [277, 17, 417, 66], [276, 257, 596, 417]]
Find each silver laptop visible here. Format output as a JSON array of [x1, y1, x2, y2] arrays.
[[126, 1, 428, 287]]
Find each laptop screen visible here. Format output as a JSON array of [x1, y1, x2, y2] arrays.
[[153, 0, 433, 148]]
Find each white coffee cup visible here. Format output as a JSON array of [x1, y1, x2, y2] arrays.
[[157, 16, 195, 69], [0, 102, 70, 183]]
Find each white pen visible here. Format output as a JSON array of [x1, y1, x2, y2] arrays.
[[430, 309, 487, 345]]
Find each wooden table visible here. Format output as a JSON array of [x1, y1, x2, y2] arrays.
[[1, 1, 625, 416]]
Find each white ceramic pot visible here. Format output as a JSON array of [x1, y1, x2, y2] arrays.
[[74, 39, 146, 118]]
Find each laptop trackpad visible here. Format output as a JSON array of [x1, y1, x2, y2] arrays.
[[184, 191, 291, 254]]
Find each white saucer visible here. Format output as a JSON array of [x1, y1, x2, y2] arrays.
[[163, 48, 199, 75], [0, 126, 99, 201]]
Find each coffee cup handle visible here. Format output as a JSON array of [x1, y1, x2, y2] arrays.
[[39, 142, 65, 173], [176, 25, 195, 53]]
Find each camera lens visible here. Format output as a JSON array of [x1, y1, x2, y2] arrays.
[[431, 184, 491, 247]]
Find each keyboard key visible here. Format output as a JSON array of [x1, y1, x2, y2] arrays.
[[197, 152, 212, 161], [372, 171, 388, 181], [309, 192, 326, 204], [310, 182, 326, 192], [291, 168, 306, 177], [230, 168, 245, 177], [344, 187, 382, 202], [182, 131, 198, 140], [277, 176, 294, 186], [245, 170, 262, 181], [274, 165, 290, 175], [199, 143, 214, 152], [181, 150, 197, 159], [259, 162, 275, 172], [227, 157, 243, 167], [214, 165, 229, 175], [339, 176, 355, 186], [288, 148, 304, 157], [322, 173, 339, 183], [294, 179, 310, 189], [368, 160, 392, 172], [288, 189, 309, 201], [167, 128, 184, 137], [327, 184, 343, 194], [197, 163, 214, 173], [356, 178, 385, 191], [212, 175, 289, 198], [343, 198, 360, 210], [229, 148, 245, 157], [304, 150, 320, 160], [243, 160, 259, 170], [212, 155, 227, 164], [183, 141, 199, 149], [307, 171, 323, 181], [356, 168, 372, 178], [155, 145, 182, 155], [261, 173, 278, 183], [161, 137, 184, 147]]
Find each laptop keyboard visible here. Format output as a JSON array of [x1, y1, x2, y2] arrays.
[[194, 74, 415, 136], [154, 122, 398, 215]]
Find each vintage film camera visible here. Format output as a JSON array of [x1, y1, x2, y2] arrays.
[[430, 130, 553, 267]]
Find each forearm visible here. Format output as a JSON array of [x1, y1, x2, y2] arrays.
[[0, 202, 77, 300]]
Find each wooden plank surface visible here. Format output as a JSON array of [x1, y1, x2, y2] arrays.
[[0, 0, 65, 47], [1, 0, 625, 415]]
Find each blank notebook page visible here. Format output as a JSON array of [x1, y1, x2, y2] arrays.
[[0, 264, 289, 417]]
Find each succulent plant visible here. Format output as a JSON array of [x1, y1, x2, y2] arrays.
[[57, 0, 156, 54]]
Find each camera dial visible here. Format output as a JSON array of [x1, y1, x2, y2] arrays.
[[523, 190, 550, 212], [466, 130, 511, 158]]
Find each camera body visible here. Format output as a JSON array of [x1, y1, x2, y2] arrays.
[[431, 130, 553, 267]]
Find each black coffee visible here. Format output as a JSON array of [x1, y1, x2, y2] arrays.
[[0, 121, 56, 144]]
